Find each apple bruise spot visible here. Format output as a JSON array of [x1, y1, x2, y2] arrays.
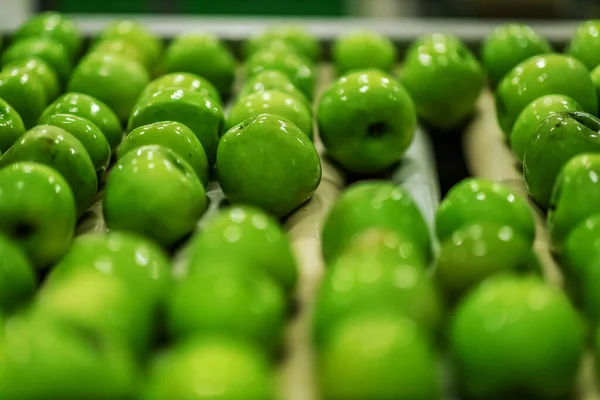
[[367, 122, 388, 138]]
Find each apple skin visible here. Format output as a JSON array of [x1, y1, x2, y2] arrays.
[[164, 32, 236, 99], [523, 111, 600, 209], [0, 162, 75, 268], [244, 24, 320, 62], [217, 114, 321, 218], [495, 54, 597, 134], [226, 89, 313, 140], [318, 69, 416, 173], [68, 53, 150, 123], [0, 125, 98, 216], [450, 273, 584, 400], [187, 205, 298, 292], [592, 64, 600, 109], [333, 30, 397, 75], [482, 23, 552, 87], [128, 88, 224, 166], [0, 69, 47, 129], [39, 113, 111, 173], [510, 95, 582, 163], [0, 234, 36, 312], [96, 20, 162, 69], [245, 49, 315, 100], [41, 92, 122, 150], [318, 311, 441, 400], [90, 38, 151, 72], [436, 178, 535, 244], [142, 336, 274, 400], [567, 20, 600, 71], [103, 145, 207, 248], [563, 214, 600, 282], [0, 97, 25, 152], [3, 57, 60, 101], [238, 69, 310, 108], [140, 72, 221, 104], [2, 37, 72, 84], [120, 121, 209, 186], [321, 181, 431, 265], [12, 12, 81, 59], [400, 33, 484, 130]]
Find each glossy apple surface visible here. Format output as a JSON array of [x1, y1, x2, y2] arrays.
[[141, 72, 221, 104], [13, 12, 81, 58], [0, 69, 47, 129], [0, 96, 25, 152], [3, 57, 60, 101], [2, 37, 72, 84], [333, 30, 396, 75]]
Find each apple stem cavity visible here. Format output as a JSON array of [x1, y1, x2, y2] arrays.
[[367, 122, 388, 138]]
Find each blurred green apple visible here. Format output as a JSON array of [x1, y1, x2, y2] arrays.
[[524, 111, 600, 209], [120, 121, 209, 186], [96, 19, 162, 69], [592, 64, 600, 107], [0, 97, 25, 152], [103, 145, 207, 247], [3, 57, 60, 101], [244, 24, 320, 62], [217, 114, 321, 217], [318, 69, 416, 173], [0, 68, 47, 129], [0, 125, 98, 216], [563, 214, 600, 281], [13, 12, 81, 58], [2, 37, 72, 84], [333, 30, 396, 75], [567, 20, 600, 70], [495, 54, 597, 134], [238, 69, 310, 108], [0, 234, 36, 312], [141, 72, 221, 104], [90, 38, 151, 72]]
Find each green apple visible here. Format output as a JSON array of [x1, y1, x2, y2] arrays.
[[103, 145, 207, 247], [0, 162, 75, 268], [226, 89, 313, 140], [40, 92, 123, 150], [450, 273, 584, 399], [142, 336, 274, 400], [0, 312, 138, 400], [495, 54, 597, 134], [0, 125, 98, 216], [523, 111, 600, 209], [90, 38, 151, 72], [128, 88, 223, 165], [0, 97, 25, 152], [333, 30, 396, 75], [3, 57, 60, 101], [577, 257, 600, 325], [164, 32, 236, 99], [0, 234, 36, 312], [318, 69, 416, 173], [2, 37, 72, 84], [482, 23, 552, 87], [238, 69, 310, 107], [68, 53, 150, 122], [436, 222, 533, 299], [0, 68, 47, 129], [39, 113, 111, 173], [245, 49, 315, 100], [167, 263, 286, 350], [187, 205, 298, 292], [96, 19, 162, 69], [321, 181, 430, 264], [217, 114, 321, 217], [141, 72, 221, 104], [563, 214, 600, 281], [400, 33, 485, 130], [245, 39, 315, 68], [510, 94, 582, 162], [436, 178, 535, 243], [120, 121, 209, 186], [567, 20, 600, 70], [592, 64, 600, 108], [13, 12, 81, 58], [244, 24, 320, 62], [318, 311, 440, 400]]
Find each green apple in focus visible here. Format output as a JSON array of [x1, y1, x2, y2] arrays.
[[0, 125, 98, 216], [322, 181, 431, 264], [41, 92, 123, 150], [244, 24, 320, 62], [90, 38, 151, 72], [495, 54, 597, 134], [13, 12, 81, 58], [142, 336, 274, 400], [39, 113, 111, 173], [0, 97, 25, 152], [164, 32, 236, 99], [3, 57, 60, 101], [450, 274, 583, 399], [141, 72, 221, 104], [0, 68, 47, 129], [333, 30, 396, 75], [436, 178, 535, 243], [238, 70, 310, 108], [510, 95, 582, 162], [318, 69, 416, 173], [226, 90, 313, 140], [103, 145, 207, 247], [524, 111, 600, 209], [0, 162, 75, 267], [318, 311, 441, 400], [563, 214, 600, 281], [400, 33, 484, 130], [128, 88, 223, 165], [567, 20, 600, 70], [482, 23, 552, 87], [68, 52, 150, 122], [187, 205, 298, 291], [0, 234, 36, 312], [96, 20, 162, 68], [120, 121, 209, 186], [217, 114, 321, 217], [2, 37, 72, 84]]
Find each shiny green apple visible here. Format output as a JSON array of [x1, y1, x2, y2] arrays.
[[0, 68, 47, 129], [244, 24, 320, 62], [140, 72, 221, 104], [333, 30, 396, 75], [567, 20, 600, 70], [238, 69, 309, 107], [2, 37, 72, 84], [13, 12, 81, 58], [90, 38, 151, 72], [0, 234, 36, 312], [96, 20, 163, 69], [563, 214, 600, 281], [0, 97, 25, 152], [3, 57, 60, 101]]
